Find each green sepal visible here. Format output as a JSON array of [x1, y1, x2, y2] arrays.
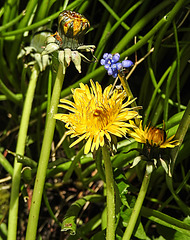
[[160, 157, 172, 177], [131, 155, 147, 168]]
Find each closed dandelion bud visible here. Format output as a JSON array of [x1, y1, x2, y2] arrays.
[[58, 10, 90, 50]]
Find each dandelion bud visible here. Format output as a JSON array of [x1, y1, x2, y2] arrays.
[[58, 10, 90, 49]]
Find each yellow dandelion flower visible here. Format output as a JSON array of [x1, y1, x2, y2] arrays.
[[54, 80, 140, 154], [129, 120, 179, 148]]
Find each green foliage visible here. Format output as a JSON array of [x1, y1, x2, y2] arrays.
[[0, 0, 190, 239]]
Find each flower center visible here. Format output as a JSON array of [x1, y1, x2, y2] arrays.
[[147, 127, 166, 147], [92, 105, 109, 129]]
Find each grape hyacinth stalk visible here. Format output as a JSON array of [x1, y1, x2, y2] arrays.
[[100, 52, 141, 127], [100, 53, 133, 78]]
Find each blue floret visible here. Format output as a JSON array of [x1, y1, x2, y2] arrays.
[[100, 53, 133, 78]]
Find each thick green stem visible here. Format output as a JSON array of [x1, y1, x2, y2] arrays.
[[7, 64, 39, 240], [25, 63, 65, 240], [166, 100, 190, 215], [102, 145, 115, 240], [122, 164, 152, 240], [170, 100, 190, 171]]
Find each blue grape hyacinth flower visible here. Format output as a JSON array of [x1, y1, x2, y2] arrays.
[[100, 53, 133, 78]]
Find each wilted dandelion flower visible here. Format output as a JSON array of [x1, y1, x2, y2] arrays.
[[54, 80, 140, 154], [18, 28, 52, 71]]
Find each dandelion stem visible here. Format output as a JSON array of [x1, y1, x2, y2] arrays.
[[7, 64, 40, 240], [166, 100, 190, 215], [25, 63, 65, 240], [122, 163, 152, 240], [170, 100, 190, 171], [102, 145, 115, 240]]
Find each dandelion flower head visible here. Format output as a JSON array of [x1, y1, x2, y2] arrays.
[[54, 80, 140, 154], [129, 120, 179, 149]]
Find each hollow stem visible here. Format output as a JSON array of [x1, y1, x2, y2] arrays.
[[122, 163, 152, 240], [102, 145, 115, 240], [166, 100, 190, 215], [7, 64, 40, 240], [25, 63, 65, 240]]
